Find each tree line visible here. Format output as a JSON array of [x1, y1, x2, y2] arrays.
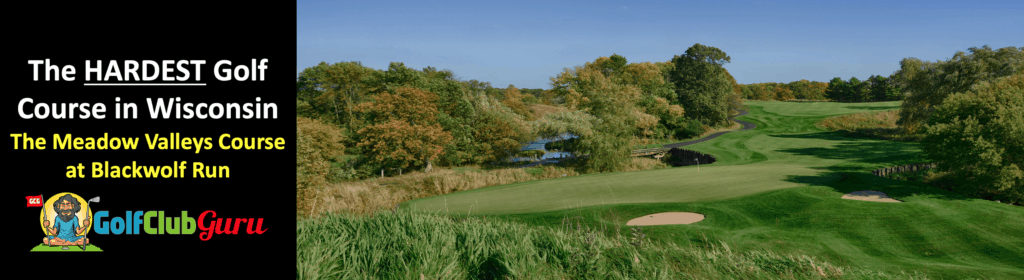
[[739, 75, 902, 102], [296, 43, 744, 186], [892, 45, 1024, 204], [297, 62, 536, 177]]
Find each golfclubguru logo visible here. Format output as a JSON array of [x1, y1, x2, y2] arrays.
[[94, 209, 268, 241], [34, 192, 99, 251], [32, 193, 267, 252]]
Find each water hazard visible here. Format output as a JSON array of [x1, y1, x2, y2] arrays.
[[509, 133, 578, 162]]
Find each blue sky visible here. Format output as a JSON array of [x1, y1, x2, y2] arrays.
[[297, 0, 1022, 89]]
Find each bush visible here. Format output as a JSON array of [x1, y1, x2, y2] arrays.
[[922, 74, 1023, 204], [544, 137, 580, 152], [674, 118, 705, 139], [517, 150, 545, 158]]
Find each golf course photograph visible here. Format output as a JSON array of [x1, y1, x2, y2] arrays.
[[295, 1, 1023, 279]]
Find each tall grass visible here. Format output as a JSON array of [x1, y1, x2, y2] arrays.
[[815, 110, 918, 140], [319, 165, 578, 215], [319, 158, 668, 216], [297, 211, 928, 280]]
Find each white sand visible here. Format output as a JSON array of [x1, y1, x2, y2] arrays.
[[841, 190, 902, 203], [626, 212, 705, 226]]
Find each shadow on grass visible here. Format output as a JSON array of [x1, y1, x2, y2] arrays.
[[833, 128, 921, 142], [784, 166, 972, 202], [769, 131, 927, 167], [768, 131, 962, 201]]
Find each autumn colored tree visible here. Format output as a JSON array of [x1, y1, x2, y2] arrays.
[[741, 83, 776, 100], [355, 87, 453, 171], [500, 84, 534, 120], [741, 80, 829, 101], [296, 117, 346, 215], [539, 89, 559, 105], [805, 81, 829, 100], [361, 62, 480, 166], [618, 61, 676, 101], [773, 84, 795, 101]]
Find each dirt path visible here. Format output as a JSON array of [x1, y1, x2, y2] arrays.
[[663, 109, 755, 149]]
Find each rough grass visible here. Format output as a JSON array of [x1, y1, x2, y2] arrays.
[[297, 211, 925, 280], [814, 110, 919, 141], [320, 158, 667, 215], [319, 165, 578, 215]]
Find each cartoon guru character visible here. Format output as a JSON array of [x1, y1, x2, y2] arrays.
[[42, 194, 90, 246]]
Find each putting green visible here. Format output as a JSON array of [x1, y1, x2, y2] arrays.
[[405, 163, 821, 214], [30, 244, 103, 252]]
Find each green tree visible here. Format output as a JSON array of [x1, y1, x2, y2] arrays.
[[723, 68, 744, 113], [922, 74, 1024, 204], [849, 77, 871, 102], [895, 45, 1024, 134], [788, 79, 811, 100], [824, 77, 849, 102], [670, 44, 733, 126], [549, 56, 647, 172], [472, 94, 533, 163], [423, 67, 478, 166], [296, 61, 375, 130], [600, 53, 628, 77], [868, 75, 901, 101]]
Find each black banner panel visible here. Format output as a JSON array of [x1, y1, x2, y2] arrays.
[[7, 3, 296, 278]]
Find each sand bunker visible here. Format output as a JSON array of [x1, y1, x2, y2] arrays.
[[841, 190, 902, 203], [626, 212, 705, 226]]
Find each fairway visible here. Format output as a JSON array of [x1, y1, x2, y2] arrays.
[[403, 101, 1024, 279]]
